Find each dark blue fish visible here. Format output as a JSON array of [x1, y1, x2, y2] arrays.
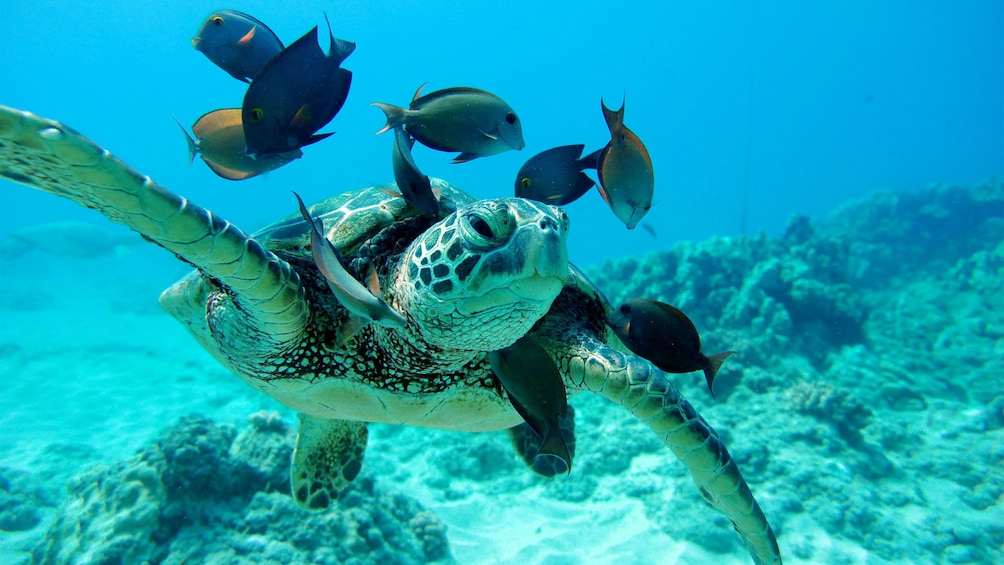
[[192, 10, 283, 83], [175, 109, 301, 181], [489, 335, 571, 473], [242, 16, 355, 157], [391, 127, 439, 215], [606, 298, 734, 398], [515, 144, 601, 205]]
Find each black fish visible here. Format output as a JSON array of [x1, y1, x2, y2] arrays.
[[489, 335, 571, 473], [242, 16, 354, 157], [391, 126, 439, 215], [191, 10, 283, 82], [515, 144, 601, 205], [606, 298, 734, 398]]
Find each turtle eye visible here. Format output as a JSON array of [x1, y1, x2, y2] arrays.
[[212, 16, 224, 26], [460, 202, 514, 249], [505, 112, 517, 125], [251, 108, 264, 121], [469, 215, 493, 239]]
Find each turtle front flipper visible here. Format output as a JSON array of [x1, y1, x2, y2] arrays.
[[291, 414, 368, 510], [0, 105, 308, 345], [535, 295, 782, 565]]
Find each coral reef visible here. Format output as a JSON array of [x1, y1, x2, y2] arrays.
[[31, 412, 452, 565]]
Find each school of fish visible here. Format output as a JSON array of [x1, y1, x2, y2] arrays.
[[185, 9, 733, 469]]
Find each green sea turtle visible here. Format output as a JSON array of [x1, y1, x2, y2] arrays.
[[0, 105, 782, 565]]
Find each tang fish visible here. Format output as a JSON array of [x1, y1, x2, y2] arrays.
[[242, 17, 355, 157], [488, 335, 571, 473], [606, 298, 734, 398], [192, 10, 284, 82], [175, 110, 301, 181], [372, 86, 525, 163], [391, 126, 439, 215], [294, 192, 407, 343], [515, 144, 601, 205], [596, 98, 654, 229]]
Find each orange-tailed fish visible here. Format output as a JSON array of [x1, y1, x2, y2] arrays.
[[606, 298, 734, 398], [175, 110, 300, 181], [596, 97, 654, 229], [242, 16, 354, 157], [488, 335, 571, 473], [515, 144, 601, 205], [192, 10, 284, 83], [293, 192, 406, 343], [372, 86, 525, 163]]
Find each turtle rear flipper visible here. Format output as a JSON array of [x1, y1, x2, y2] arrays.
[[0, 105, 307, 344], [291, 414, 368, 510]]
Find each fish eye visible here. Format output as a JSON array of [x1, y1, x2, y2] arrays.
[[251, 108, 264, 121], [212, 16, 224, 26], [520, 177, 531, 189], [505, 113, 517, 125], [620, 304, 632, 315]]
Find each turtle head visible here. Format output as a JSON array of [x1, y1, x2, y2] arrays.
[[397, 197, 569, 351]]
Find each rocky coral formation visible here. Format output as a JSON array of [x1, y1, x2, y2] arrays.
[[31, 412, 452, 565], [583, 179, 1004, 562]]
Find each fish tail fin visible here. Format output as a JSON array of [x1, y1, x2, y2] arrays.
[[172, 114, 198, 165], [600, 96, 625, 131], [323, 11, 356, 63], [336, 314, 367, 346], [579, 148, 603, 170], [703, 351, 736, 398], [370, 102, 408, 135], [537, 427, 572, 475]]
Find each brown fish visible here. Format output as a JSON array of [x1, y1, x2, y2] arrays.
[[596, 98, 654, 229], [175, 110, 300, 180], [606, 298, 734, 397]]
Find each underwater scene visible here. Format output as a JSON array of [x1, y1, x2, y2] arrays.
[[0, 2, 1002, 564]]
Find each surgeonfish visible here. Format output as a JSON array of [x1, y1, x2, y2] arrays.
[[242, 16, 355, 157], [596, 97, 654, 229], [0, 222, 138, 261], [192, 10, 284, 82], [488, 335, 571, 473], [606, 298, 734, 398], [515, 144, 602, 205], [175, 110, 301, 181], [293, 192, 407, 343], [391, 126, 440, 215], [371, 86, 525, 163]]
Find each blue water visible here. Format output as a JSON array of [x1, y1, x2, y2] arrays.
[[2, 3, 1003, 564], [2, 1, 1001, 264]]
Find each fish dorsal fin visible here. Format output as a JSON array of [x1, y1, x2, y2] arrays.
[[411, 83, 428, 104]]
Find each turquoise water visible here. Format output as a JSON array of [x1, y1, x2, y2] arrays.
[[1, 2, 1002, 564]]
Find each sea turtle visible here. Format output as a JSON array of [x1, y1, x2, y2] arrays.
[[0, 105, 782, 565]]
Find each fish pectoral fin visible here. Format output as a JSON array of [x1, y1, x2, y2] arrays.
[[478, 129, 498, 141], [290, 105, 313, 128], [381, 188, 404, 198], [238, 26, 256, 46], [366, 265, 381, 295], [336, 314, 368, 345], [451, 152, 480, 164]]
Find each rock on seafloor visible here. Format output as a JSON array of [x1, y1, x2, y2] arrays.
[[28, 412, 452, 565]]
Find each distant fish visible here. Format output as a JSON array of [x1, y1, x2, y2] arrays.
[[515, 144, 601, 205], [488, 335, 571, 473], [242, 16, 355, 157], [606, 298, 734, 398], [372, 86, 525, 163], [175, 110, 301, 181], [596, 97, 654, 229], [391, 126, 440, 215], [293, 192, 407, 342], [0, 222, 137, 260], [191, 10, 284, 82]]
